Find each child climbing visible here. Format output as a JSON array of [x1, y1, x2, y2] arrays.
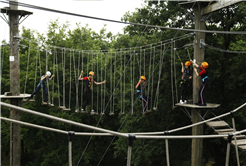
[[180, 61, 192, 104], [27, 71, 55, 104], [136, 76, 150, 114], [77, 70, 106, 113], [190, 59, 209, 106]]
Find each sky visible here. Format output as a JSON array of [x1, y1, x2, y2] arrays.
[[0, 0, 146, 44]]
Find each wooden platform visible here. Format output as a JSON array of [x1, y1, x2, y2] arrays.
[[206, 121, 229, 128], [0, 93, 31, 99], [175, 103, 220, 109]]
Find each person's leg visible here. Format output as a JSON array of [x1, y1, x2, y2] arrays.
[[43, 86, 48, 102], [200, 83, 207, 105], [83, 91, 91, 109], [180, 82, 185, 102], [140, 95, 148, 112], [185, 82, 189, 101], [29, 86, 41, 99]]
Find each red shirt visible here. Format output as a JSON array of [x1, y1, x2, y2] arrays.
[[83, 77, 95, 83], [198, 66, 206, 76]]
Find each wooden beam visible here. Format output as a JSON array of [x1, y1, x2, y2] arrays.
[[202, 0, 243, 15]]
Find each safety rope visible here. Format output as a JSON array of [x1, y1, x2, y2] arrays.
[[174, 42, 179, 103], [91, 51, 94, 112], [123, 50, 126, 114], [81, 51, 84, 110], [171, 41, 174, 107], [97, 53, 99, 114], [148, 45, 152, 103], [150, 46, 156, 110], [113, 52, 116, 115], [33, 48, 38, 100], [24, 40, 31, 96], [73, 50, 79, 112], [51, 48, 55, 105], [46, 47, 50, 103], [110, 51, 112, 114], [63, 49, 66, 108], [56, 48, 60, 107], [100, 51, 103, 114]]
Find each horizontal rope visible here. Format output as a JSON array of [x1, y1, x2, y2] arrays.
[[202, 42, 246, 54], [2, 0, 246, 35]]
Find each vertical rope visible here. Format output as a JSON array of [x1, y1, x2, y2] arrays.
[[103, 52, 107, 113], [81, 51, 84, 110], [97, 53, 99, 114], [24, 40, 31, 96], [150, 47, 156, 110], [171, 40, 174, 107], [110, 50, 112, 114], [69, 50, 72, 109], [148, 45, 152, 98], [47, 47, 50, 103], [174, 45, 179, 103], [130, 49, 133, 114], [123, 50, 126, 114], [52, 48, 55, 105], [101, 51, 103, 114], [33, 48, 39, 100], [73, 50, 79, 112], [56, 48, 60, 107], [120, 49, 122, 114], [91, 51, 94, 111], [113, 52, 116, 114], [63, 49, 66, 108]]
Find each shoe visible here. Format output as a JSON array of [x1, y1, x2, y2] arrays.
[[26, 98, 30, 101], [45, 101, 50, 105], [199, 104, 207, 106], [180, 100, 184, 104], [91, 110, 95, 112], [75, 110, 80, 113], [184, 100, 187, 104], [142, 110, 146, 115], [81, 109, 86, 113], [194, 102, 201, 105]]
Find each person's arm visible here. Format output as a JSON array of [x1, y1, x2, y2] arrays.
[[94, 80, 106, 85], [41, 75, 47, 82], [136, 79, 141, 89], [190, 59, 199, 68], [49, 74, 55, 81], [194, 68, 199, 77], [181, 62, 184, 73], [78, 70, 84, 80]]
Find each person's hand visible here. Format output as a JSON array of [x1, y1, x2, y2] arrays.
[[52, 74, 55, 78], [190, 59, 193, 63], [189, 76, 192, 79], [103, 80, 106, 84], [45, 75, 49, 78], [81, 70, 83, 73], [181, 62, 183, 66]]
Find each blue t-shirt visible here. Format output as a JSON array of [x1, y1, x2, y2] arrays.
[[37, 75, 50, 87]]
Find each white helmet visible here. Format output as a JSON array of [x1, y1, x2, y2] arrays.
[[46, 71, 51, 77]]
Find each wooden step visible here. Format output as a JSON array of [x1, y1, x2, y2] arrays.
[[100, 113, 105, 115], [206, 121, 229, 128], [22, 99, 35, 102], [214, 129, 234, 133], [237, 145, 246, 151], [62, 107, 71, 111], [109, 113, 115, 116], [153, 107, 158, 111], [231, 139, 246, 146]]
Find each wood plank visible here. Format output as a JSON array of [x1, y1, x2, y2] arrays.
[[0, 93, 31, 99], [62, 108, 71, 111], [214, 129, 234, 133], [175, 103, 220, 109], [206, 121, 229, 128], [22, 99, 35, 102], [237, 145, 246, 151], [231, 139, 246, 146], [202, 0, 243, 15]]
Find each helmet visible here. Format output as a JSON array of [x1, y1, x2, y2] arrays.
[[185, 61, 191, 66], [89, 71, 94, 76], [46, 71, 51, 77], [141, 76, 146, 80], [202, 62, 209, 69]]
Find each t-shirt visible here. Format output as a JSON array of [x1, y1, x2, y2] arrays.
[[37, 75, 49, 87], [198, 66, 208, 79], [136, 82, 144, 93], [181, 68, 192, 81], [84, 77, 95, 91]]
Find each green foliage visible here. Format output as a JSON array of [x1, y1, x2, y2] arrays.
[[2, 1, 246, 166]]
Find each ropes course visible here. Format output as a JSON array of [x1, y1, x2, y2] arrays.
[[2, 1, 246, 166]]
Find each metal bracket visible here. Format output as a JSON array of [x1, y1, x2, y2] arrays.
[[68, 131, 75, 142], [200, 39, 204, 48], [128, 134, 136, 147]]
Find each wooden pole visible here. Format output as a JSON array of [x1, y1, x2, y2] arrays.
[[192, 3, 206, 166], [9, 0, 21, 165]]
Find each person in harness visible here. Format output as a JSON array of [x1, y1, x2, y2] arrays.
[[77, 70, 106, 113], [190, 59, 209, 106], [27, 71, 55, 104], [136, 76, 150, 114], [180, 61, 193, 104]]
